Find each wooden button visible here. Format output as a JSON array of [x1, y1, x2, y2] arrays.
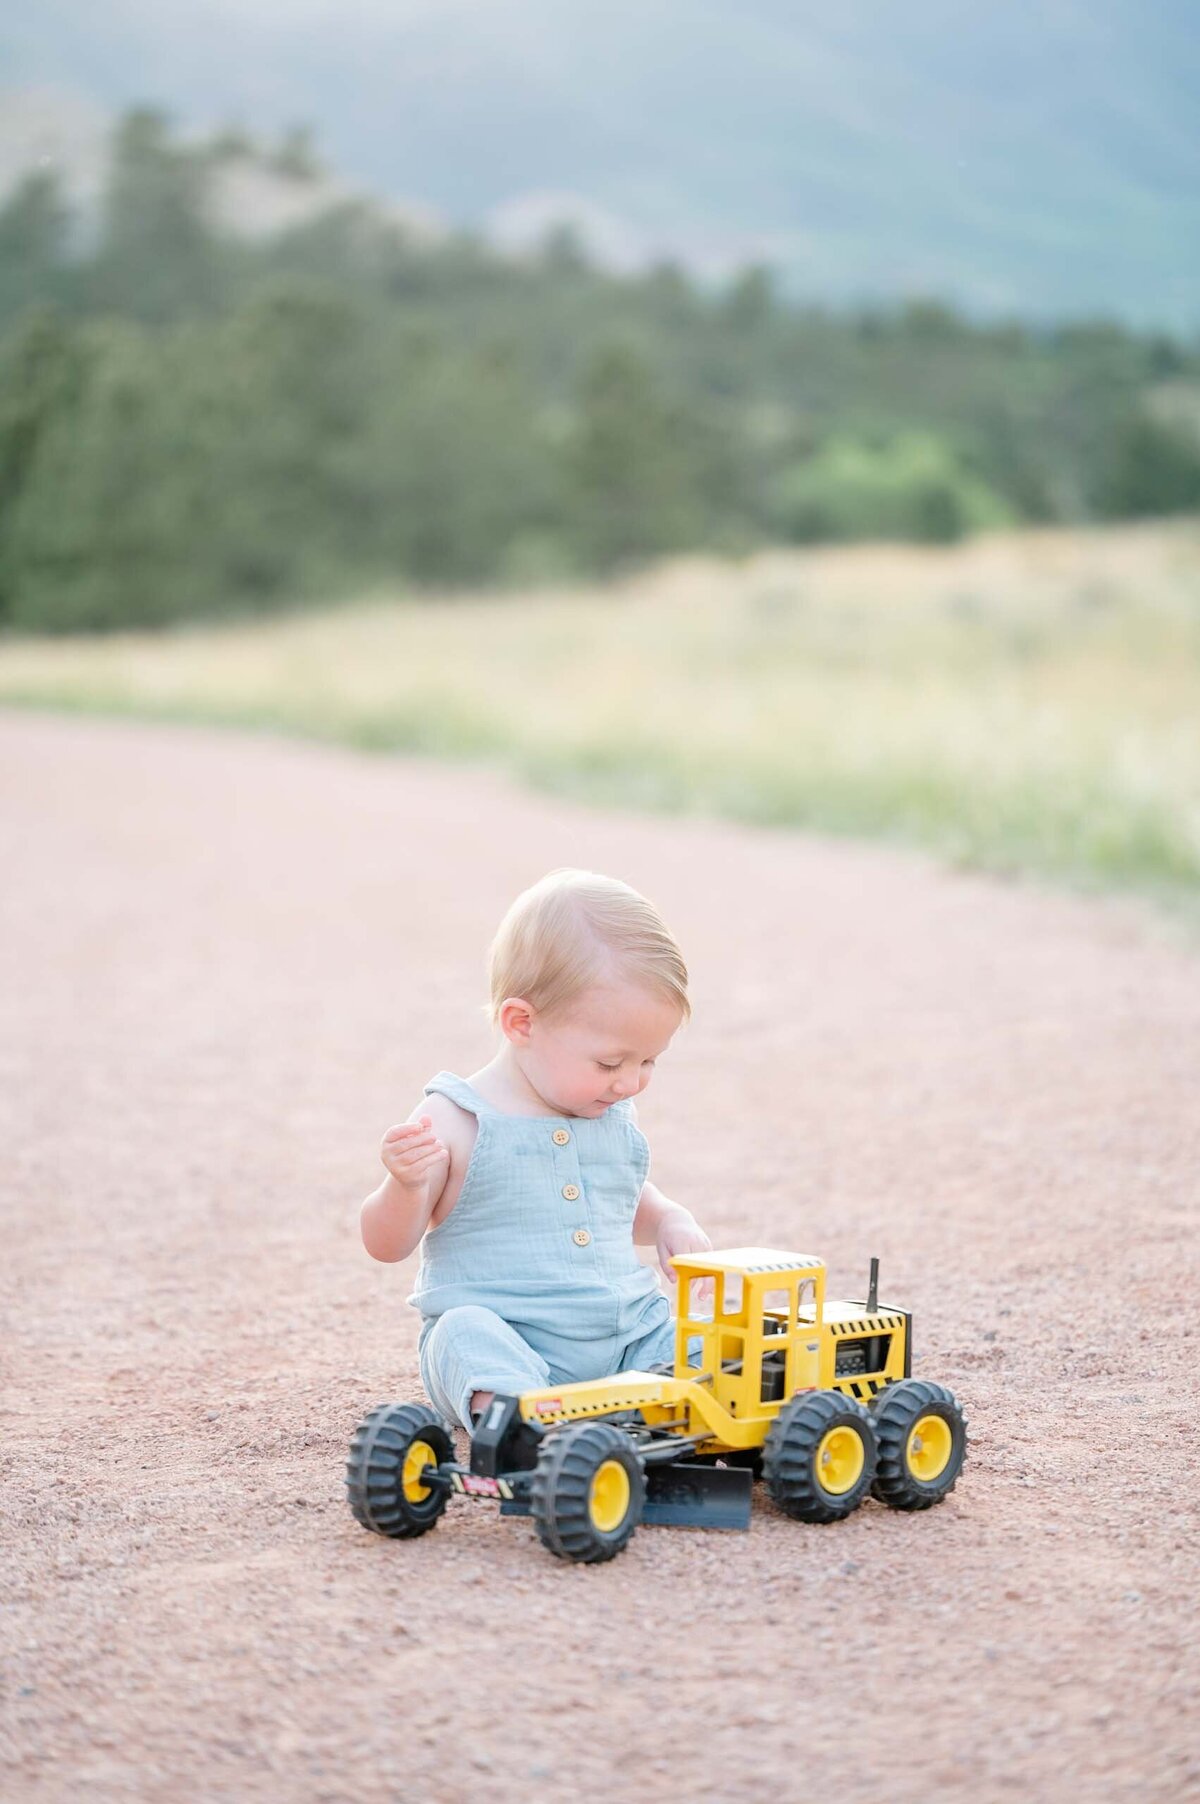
[[552, 1129, 571, 1146], [572, 1228, 592, 1247], [561, 1184, 581, 1201]]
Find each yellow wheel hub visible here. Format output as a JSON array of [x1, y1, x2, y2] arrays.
[[815, 1424, 866, 1495], [402, 1439, 437, 1503], [907, 1413, 953, 1482], [588, 1459, 632, 1533]]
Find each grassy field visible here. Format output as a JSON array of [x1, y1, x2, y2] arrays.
[[3, 521, 1199, 908]]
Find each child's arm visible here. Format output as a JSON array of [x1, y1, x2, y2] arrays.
[[627, 1101, 712, 1288], [633, 1178, 713, 1282], [360, 1109, 451, 1263]]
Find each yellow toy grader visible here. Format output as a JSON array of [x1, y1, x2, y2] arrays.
[[345, 1249, 967, 1563]]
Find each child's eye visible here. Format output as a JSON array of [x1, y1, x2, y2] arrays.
[[597, 1061, 621, 1072]]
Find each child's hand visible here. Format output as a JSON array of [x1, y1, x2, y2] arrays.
[[381, 1116, 450, 1192], [656, 1210, 714, 1297]]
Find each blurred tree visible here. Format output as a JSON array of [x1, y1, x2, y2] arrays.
[[722, 266, 774, 335], [0, 310, 88, 621], [89, 108, 226, 321], [0, 316, 176, 630], [639, 261, 696, 337], [271, 125, 322, 182], [1146, 334, 1186, 379], [354, 325, 558, 584], [768, 432, 1013, 544], [900, 299, 967, 341], [1094, 410, 1200, 517], [569, 344, 704, 568], [208, 125, 256, 163], [0, 173, 72, 326], [539, 223, 590, 277], [206, 283, 371, 595]]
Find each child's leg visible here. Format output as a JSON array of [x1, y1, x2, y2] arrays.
[[418, 1305, 551, 1431], [618, 1313, 702, 1375]]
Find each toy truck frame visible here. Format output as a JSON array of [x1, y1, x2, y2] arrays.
[[346, 1248, 967, 1563]]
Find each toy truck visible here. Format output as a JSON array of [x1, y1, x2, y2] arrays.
[[345, 1248, 967, 1564]]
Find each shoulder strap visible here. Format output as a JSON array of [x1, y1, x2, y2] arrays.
[[423, 1071, 495, 1117]]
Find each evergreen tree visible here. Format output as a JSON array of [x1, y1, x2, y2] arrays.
[[0, 173, 71, 327], [570, 345, 705, 569], [1095, 411, 1200, 517], [89, 108, 226, 321], [0, 310, 88, 622]]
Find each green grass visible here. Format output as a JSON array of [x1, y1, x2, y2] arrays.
[[3, 521, 1199, 910]]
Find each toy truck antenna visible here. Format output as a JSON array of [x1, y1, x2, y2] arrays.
[[867, 1256, 879, 1313]]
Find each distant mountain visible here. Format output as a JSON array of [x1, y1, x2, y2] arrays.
[[2, 1, 1198, 328]]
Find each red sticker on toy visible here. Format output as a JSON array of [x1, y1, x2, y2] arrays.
[[456, 1474, 502, 1497]]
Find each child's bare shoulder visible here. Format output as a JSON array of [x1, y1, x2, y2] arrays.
[[410, 1089, 476, 1155], [409, 1091, 477, 1228]]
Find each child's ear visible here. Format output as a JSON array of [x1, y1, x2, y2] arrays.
[[498, 997, 535, 1046]]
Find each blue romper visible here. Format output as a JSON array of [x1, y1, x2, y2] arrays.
[[410, 1072, 678, 1428]]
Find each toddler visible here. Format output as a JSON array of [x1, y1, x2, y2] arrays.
[[360, 868, 712, 1429]]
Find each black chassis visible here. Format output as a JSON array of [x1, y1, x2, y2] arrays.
[[426, 1393, 754, 1531]]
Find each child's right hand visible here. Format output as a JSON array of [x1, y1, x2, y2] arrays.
[[381, 1116, 450, 1192]]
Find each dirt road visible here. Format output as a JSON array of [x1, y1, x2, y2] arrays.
[[3, 712, 1197, 1802]]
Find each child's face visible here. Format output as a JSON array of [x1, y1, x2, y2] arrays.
[[515, 980, 683, 1118]]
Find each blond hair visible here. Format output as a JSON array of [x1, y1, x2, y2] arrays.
[[487, 869, 690, 1026]]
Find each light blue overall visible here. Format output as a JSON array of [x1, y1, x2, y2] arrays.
[[410, 1072, 678, 1429]]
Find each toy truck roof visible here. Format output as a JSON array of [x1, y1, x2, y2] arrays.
[[671, 1247, 825, 1278]]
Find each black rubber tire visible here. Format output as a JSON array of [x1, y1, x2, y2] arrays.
[[869, 1379, 967, 1511], [530, 1422, 646, 1563], [763, 1390, 877, 1522], [345, 1402, 453, 1539]]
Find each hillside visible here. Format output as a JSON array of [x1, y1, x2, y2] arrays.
[[3, 0, 1200, 326]]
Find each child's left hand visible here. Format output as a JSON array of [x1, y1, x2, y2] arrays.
[[656, 1209, 714, 1291]]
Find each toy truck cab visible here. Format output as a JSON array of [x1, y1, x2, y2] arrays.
[[672, 1246, 912, 1419], [670, 1247, 828, 1420]]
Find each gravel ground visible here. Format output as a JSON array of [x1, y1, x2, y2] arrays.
[[3, 711, 1198, 1803]]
